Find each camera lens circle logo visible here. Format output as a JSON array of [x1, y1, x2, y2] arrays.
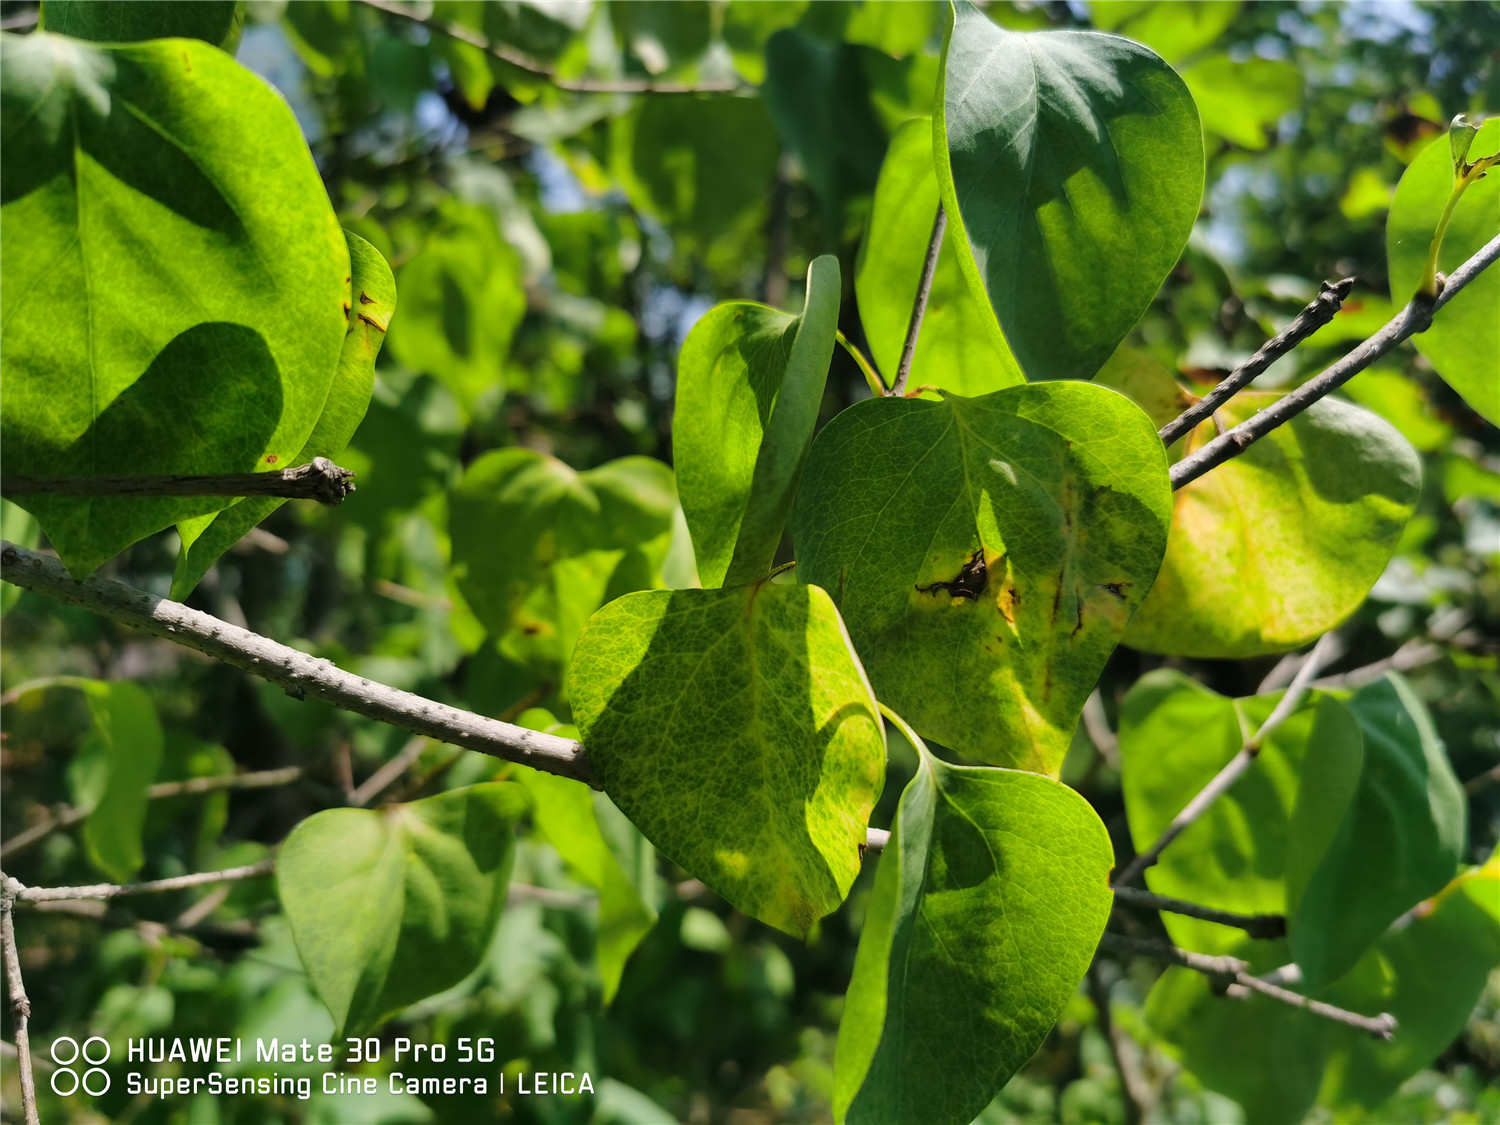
[[49, 1036, 111, 1096]]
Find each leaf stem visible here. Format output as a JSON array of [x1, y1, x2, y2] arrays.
[[890, 205, 946, 397], [1098, 932, 1396, 1040], [1170, 232, 1500, 490], [1418, 184, 1465, 298], [1113, 633, 1338, 886], [2, 459, 357, 507], [1157, 278, 1354, 448], [836, 329, 887, 396]]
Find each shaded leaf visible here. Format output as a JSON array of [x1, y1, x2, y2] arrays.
[[674, 256, 840, 588], [450, 450, 677, 672], [936, 3, 1202, 380], [0, 34, 349, 574], [65, 680, 165, 882], [791, 382, 1170, 775], [41, 0, 243, 50], [834, 713, 1113, 1125], [856, 118, 1023, 396], [1387, 118, 1500, 426], [277, 783, 526, 1035], [172, 230, 395, 597], [568, 583, 886, 938]]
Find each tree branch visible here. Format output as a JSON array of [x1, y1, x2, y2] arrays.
[[889, 205, 946, 397], [1114, 632, 1338, 886], [1087, 967, 1150, 1125], [1, 541, 592, 783], [1157, 277, 1355, 447], [1, 766, 305, 860], [1112, 885, 1286, 940], [1098, 931, 1396, 1040], [1170, 232, 1500, 490], [359, 0, 745, 95], [0, 543, 903, 852], [2, 458, 356, 507], [0, 878, 40, 1125]]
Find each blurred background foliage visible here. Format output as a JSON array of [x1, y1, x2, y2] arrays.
[[2, 1, 1498, 1122]]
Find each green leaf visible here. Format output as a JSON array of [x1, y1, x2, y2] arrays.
[[1088, 1, 1240, 60], [834, 715, 1113, 1125], [791, 382, 1171, 775], [935, 2, 1202, 380], [1388, 118, 1500, 426], [513, 743, 657, 1004], [64, 680, 165, 883], [1119, 670, 1364, 954], [674, 256, 840, 588], [385, 203, 525, 412], [723, 1, 811, 84], [1106, 356, 1421, 658], [1182, 55, 1301, 151], [568, 583, 886, 938], [171, 230, 396, 598], [611, 95, 778, 274], [41, 0, 244, 51], [1317, 852, 1500, 1112], [0, 33, 348, 575], [277, 783, 526, 1035], [1290, 675, 1466, 988], [449, 450, 677, 671], [856, 118, 1023, 396], [764, 30, 887, 222]]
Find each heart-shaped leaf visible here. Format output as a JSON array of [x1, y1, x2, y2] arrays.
[[171, 230, 395, 598], [834, 713, 1113, 1125], [1387, 118, 1500, 426], [1115, 373, 1420, 656], [856, 117, 1023, 396], [568, 582, 886, 938], [791, 382, 1171, 774], [277, 783, 526, 1035], [675, 256, 841, 588], [936, 2, 1202, 380], [0, 34, 349, 575], [449, 450, 677, 670]]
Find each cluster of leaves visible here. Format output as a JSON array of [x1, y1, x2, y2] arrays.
[[1, 2, 1497, 1124]]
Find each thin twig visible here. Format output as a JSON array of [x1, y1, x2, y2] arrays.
[[889, 206, 946, 397], [1099, 932, 1396, 1039], [2, 458, 356, 507], [1, 767, 305, 860], [1158, 278, 1355, 447], [1087, 967, 1149, 1125], [1114, 633, 1338, 886], [359, 0, 744, 94], [0, 877, 41, 1125], [350, 736, 429, 807], [1465, 762, 1500, 796], [1171, 233, 1500, 490], [0, 542, 592, 783], [1112, 885, 1286, 940], [9, 861, 274, 904]]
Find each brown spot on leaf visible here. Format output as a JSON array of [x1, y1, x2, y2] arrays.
[[356, 313, 386, 332], [265, 454, 278, 465], [359, 290, 376, 304], [1100, 581, 1129, 600], [916, 548, 988, 601]]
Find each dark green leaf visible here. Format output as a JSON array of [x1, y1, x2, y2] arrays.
[[41, 0, 243, 50], [0, 33, 348, 574], [936, 2, 1202, 380], [792, 382, 1170, 774], [834, 714, 1113, 1125], [675, 256, 840, 588], [65, 680, 165, 882], [277, 783, 526, 1035], [568, 583, 886, 938]]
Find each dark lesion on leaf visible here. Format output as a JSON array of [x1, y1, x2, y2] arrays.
[[1099, 581, 1130, 600], [915, 548, 988, 601]]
